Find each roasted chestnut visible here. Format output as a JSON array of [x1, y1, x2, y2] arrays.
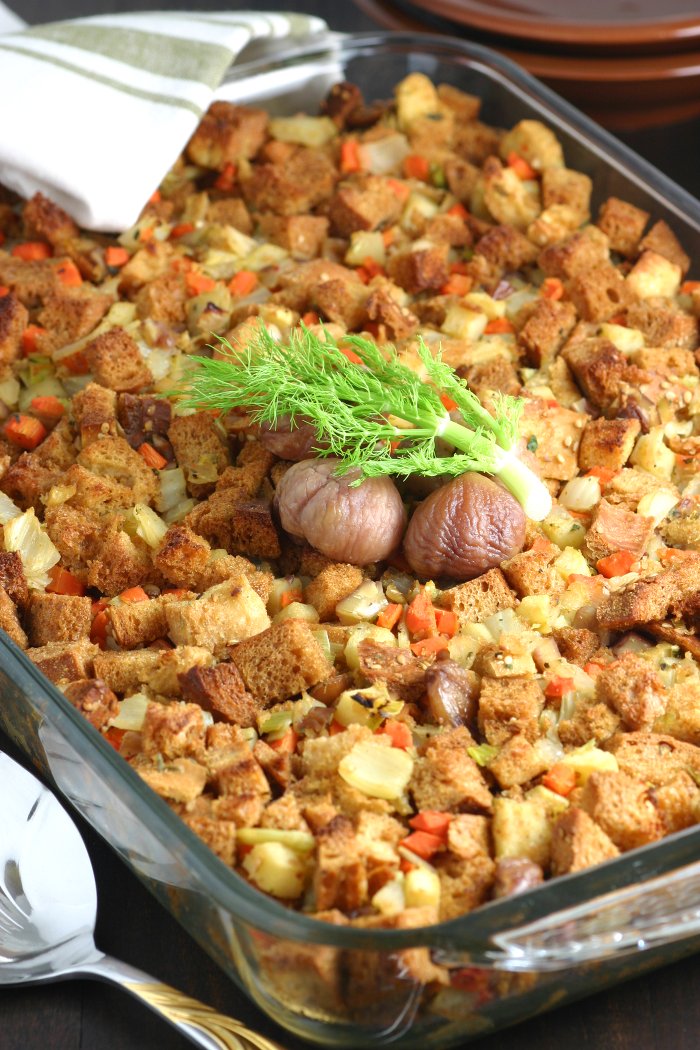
[[403, 471, 526, 581]]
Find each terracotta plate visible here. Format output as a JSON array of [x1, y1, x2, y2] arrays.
[[353, 0, 700, 129], [405, 0, 700, 52]]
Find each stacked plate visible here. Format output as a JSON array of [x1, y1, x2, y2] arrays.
[[354, 0, 700, 130]]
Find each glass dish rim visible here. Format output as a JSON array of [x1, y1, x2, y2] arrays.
[[5, 27, 700, 957]]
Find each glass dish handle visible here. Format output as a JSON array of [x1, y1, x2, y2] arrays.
[[437, 859, 700, 973]]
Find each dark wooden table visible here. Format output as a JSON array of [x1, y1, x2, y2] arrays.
[[3, 1, 700, 1048]]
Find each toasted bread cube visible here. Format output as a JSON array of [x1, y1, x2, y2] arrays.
[[626, 249, 681, 300], [596, 196, 649, 257], [578, 417, 641, 474], [578, 770, 664, 851], [478, 676, 544, 746], [27, 638, 99, 683], [84, 327, 152, 393], [27, 591, 92, 647], [0, 292, 28, 366], [179, 660, 260, 727], [71, 382, 118, 446], [231, 619, 330, 704], [0, 586, 27, 649], [639, 219, 690, 275], [165, 575, 270, 652], [550, 807, 619, 875], [439, 568, 516, 628], [304, 563, 364, 621]]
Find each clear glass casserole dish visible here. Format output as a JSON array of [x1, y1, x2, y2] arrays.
[[2, 29, 700, 1049]]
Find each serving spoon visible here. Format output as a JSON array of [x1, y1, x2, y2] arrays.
[[0, 750, 283, 1050]]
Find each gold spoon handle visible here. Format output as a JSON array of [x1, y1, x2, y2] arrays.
[[122, 981, 283, 1050]]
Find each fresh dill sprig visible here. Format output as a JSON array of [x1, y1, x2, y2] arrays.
[[177, 325, 551, 520]]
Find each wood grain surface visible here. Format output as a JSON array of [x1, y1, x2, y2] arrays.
[[2, 2, 700, 1047]]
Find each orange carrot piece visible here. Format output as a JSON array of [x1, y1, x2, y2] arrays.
[[596, 549, 636, 578], [584, 466, 617, 484], [0, 286, 9, 297], [434, 608, 458, 638], [440, 273, 472, 297], [138, 442, 168, 470], [542, 762, 577, 797], [507, 151, 537, 180], [169, 222, 195, 239], [541, 277, 564, 300], [340, 139, 362, 174], [301, 310, 319, 326], [440, 393, 458, 412], [338, 345, 363, 365], [11, 241, 51, 261], [4, 413, 47, 450], [544, 676, 575, 699], [378, 720, 413, 750], [185, 271, 217, 296], [228, 269, 258, 297], [401, 830, 444, 861], [409, 811, 452, 836], [105, 245, 129, 268], [411, 636, 449, 657], [405, 589, 436, 638], [385, 178, 410, 202], [214, 162, 237, 191], [403, 154, 430, 181], [119, 586, 150, 604], [375, 602, 403, 631], [21, 324, 46, 355], [447, 202, 469, 220], [46, 566, 86, 596], [484, 317, 515, 335], [56, 259, 82, 287], [30, 395, 65, 420], [269, 727, 299, 754]]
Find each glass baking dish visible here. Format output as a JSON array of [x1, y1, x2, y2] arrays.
[[2, 29, 700, 1049]]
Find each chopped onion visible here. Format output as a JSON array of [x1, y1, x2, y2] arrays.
[[636, 489, 679, 526], [156, 467, 187, 514], [371, 878, 406, 916], [236, 827, 315, 852], [359, 133, 410, 175], [404, 867, 441, 909], [559, 475, 601, 512], [109, 692, 150, 732], [127, 503, 168, 548], [0, 492, 21, 526], [338, 739, 414, 799], [4, 508, 60, 589], [336, 579, 387, 626]]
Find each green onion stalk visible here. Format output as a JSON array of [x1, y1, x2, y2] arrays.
[[176, 325, 552, 521]]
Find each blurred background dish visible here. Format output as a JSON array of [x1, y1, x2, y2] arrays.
[[354, 0, 700, 129]]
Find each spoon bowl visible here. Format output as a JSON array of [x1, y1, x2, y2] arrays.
[[0, 751, 283, 1050]]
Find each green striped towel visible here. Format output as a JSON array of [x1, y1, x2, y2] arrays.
[[0, 5, 328, 231]]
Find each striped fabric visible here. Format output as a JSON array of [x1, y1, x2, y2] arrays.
[[0, 5, 327, 231]]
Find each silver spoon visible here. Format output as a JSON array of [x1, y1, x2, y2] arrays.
[[0, 750, 283, 1050]]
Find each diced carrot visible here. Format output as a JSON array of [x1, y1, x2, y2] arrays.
[[214, 162, 237, 192], [507, 151, 537, 180], [400, 857, 417, 874], [544, 676, 575, 699], [484, 317, 515, 335], [378, 720, 413, 750], [401, 830, 444, 861], [90, 608, 109, 648], [658, 547, 697, 565], [597, 549, 636, 578], [450, 260, 470, 275], [46, 566, 86, 596], [583, 661, 605, 677], [139, 226, 155, 243], [381, 227, 395, 247], [680, 280, 700, 294], [338, 345, 363, 365], [269, 727, 299, 754], [375, 602, 403, 631], [409, 810, 452, 836], [105, 245, 129, 268], [169, 222, 195, 239], [411, 636, 449, 657], [148, 189, 162, 204], [185, 271, 217, 296], [55, 259, 82, 287], [280, 588, 303, 608], [542, 762, 577, 797], [440, 273, 472, 297], [4, 413, 47, 450], [362, 256, 385, 279], [584, 466, 617, 484], [170, 255, 193, 274], [385, 177, 410, 202], [30, 395, 65, 420], [531, 535, 552, 554], [21, 324, 45, 355], [103, 726, 126, 752], [541, 277, 564, 300], [434, 608, 458, 638], [340, 139, 362, 174], [11, 241, 51, 261], [440, 393, 458, 411], [403, 154, 430, 181], [302, 310, 320, 326], [138, 442, 168, 470], [228, 269, 258, 297], [405, 589, 436, 638], [329, 719, 346, 736], [62, 348, 90, 375], [0, 286, 9, 297], [119, 586, 150, 604], [447, 202, 469, 220]]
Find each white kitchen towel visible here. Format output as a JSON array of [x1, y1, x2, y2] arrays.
[[0, 4, 328, 231]]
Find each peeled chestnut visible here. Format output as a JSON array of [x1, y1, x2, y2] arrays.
[[403, 471, 526, 581], [259, 416, 321, 461], [274, 457, 406, 565]]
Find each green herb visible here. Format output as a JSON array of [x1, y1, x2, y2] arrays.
[[526, 434, 538, 453], [177, 326, 552, 520], [467, 743, 499, 767]]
